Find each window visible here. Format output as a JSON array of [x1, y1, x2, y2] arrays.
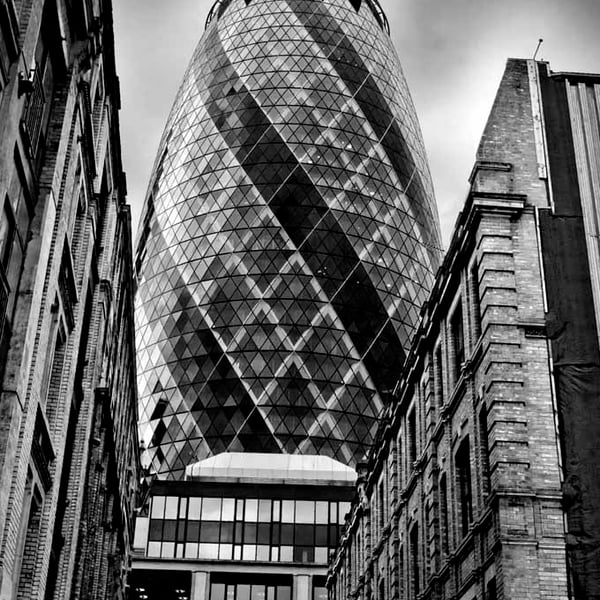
[[3, 151, 33, 324], [356, 531, 361, 578], [396, 434, 403, 490], [434, 343, 444, 408], [13, 468, 35, 589], [469, 261, 482, 342], [410, 524, 420, 597], [479, 405, 491, 498], [456, 437, 473, 536], [22, 2, 60, 159], [313, 576, 327, 600], [0, 198, 15, 269], [486, 577, 497, 600], [439, 473, 449, 557], [420, 374, 428, 420], [17, 481, 44, 596], [39, 296, 64, 412], [408, 410, 417, 466], [92, 66, 105, 136], [450, 301, 464, 384], [398, 545, 405, 598], [378, 480, 385, 529]]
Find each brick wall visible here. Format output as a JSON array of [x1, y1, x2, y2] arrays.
[[0, 1, 139, 599], [328, 59, 572, 600]]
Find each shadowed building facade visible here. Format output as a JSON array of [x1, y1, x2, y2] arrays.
[[0, 0, 139, 598], [134, 0, 442, 479]]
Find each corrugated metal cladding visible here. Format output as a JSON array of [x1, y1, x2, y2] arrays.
[[135, 0, 442, 478], [566, 79, 600, 344]]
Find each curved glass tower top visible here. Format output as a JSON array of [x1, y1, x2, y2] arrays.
[[135, 0, 442, 479], [206, 0, 390, 33]]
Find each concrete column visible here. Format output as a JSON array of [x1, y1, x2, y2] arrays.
[[191, 571, 209, 600], [294, 575, 310, 600]]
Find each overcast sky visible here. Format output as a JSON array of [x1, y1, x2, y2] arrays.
[[113, 0, 600, 246]]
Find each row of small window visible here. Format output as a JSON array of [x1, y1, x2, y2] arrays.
[[436, 261, 482, 399], [375, 413, 489, 551], [146, 540, 331, 563], [401, 527, 497, 600], [148, 518, 342, 547], [394, 262, 483, 482], [150, 495, 350, 525]]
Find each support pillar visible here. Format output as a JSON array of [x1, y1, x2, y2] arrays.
[[294, 575, 310, 600], [191, 571, 209, 600]]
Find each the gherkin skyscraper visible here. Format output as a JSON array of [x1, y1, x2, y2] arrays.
[[135, 0, 442, 479]]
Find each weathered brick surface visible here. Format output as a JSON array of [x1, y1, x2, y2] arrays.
[[328, 59, 572, 600], [0, 1, 138, 599]]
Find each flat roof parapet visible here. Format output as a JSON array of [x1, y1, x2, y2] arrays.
[[185, 452, 357, 486]]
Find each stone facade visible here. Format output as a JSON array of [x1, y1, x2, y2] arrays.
[[0, 1, 138, 598], [327, 59, 600, 600]]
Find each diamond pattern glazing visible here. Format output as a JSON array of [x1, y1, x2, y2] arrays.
[[135, 0, 442, 478]]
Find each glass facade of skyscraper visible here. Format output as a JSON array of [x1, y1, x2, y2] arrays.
[[135, 0, 442, 478]]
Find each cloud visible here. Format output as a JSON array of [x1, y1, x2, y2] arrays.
[[114, 0, 600, 246]]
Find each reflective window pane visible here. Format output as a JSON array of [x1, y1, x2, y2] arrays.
[[315, 501, 328, 524], [251, 585, 265, 600], [164, 497, 178, 519], [212, 583, 226, 600], [178, 498, 187, 519], [151, 496, 165, 519], [280, 546, 293, 561], [161, 541, 175, 558], [295, 501, 314, 524], [339, 502, 350, 524], [256, 545, 270, 561], [185, 542, 198, 558], [202, 498, 222, 520], [258, 499, 271, 522], [147, 541, 161, 557], [314, 547, 328, 563], [188, 497, 202, 520], [281, 501, 294, 523], [222, 498, 235, 521], [242, 544, 256, 560], [245, 499, 258, 521], [238, 585, 251, 600], [272, 500, 281, 521], [200, 522, 220, 543], [199, 543, 219, 559]]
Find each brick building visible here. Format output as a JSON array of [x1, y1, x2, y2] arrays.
[[0, 1, 139, 598], [327, 59, 600, 600]]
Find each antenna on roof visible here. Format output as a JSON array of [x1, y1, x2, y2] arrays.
[[533, 38, 544, 61]]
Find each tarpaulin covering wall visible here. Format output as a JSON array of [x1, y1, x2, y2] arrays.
[[540, 64, 600, 600]]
